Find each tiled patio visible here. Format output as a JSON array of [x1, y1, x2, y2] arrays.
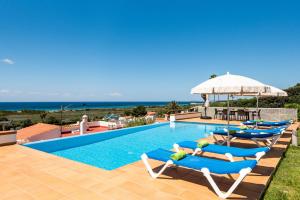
[[0, 119, 297, 200], [61, 126, 109, 137]]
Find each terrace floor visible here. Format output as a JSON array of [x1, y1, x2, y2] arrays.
[[0, 119, 298, 200], [61, 126, 109, 137]]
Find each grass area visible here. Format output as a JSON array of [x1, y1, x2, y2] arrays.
[[263, 129, 300, 200]]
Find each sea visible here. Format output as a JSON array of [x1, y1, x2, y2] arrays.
[[0, 102, 201, 111]]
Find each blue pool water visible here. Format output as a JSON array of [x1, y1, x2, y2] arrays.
[[25, 122, 227, 170]]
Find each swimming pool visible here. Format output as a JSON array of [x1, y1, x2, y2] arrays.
[[25, 122, 227, 170]]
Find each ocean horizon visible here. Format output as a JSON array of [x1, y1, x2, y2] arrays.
[[0, 101, 201, 111]]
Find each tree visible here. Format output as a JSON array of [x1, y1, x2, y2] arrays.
[[210, 74, 217, 79], [166, 101, 181, 114], [0, 117, 8, 121], [132, 106, 147, 117], [19, 119, 33, 128], [124, 109, 132, 116], [45, 116, 60, 124], [39, 112, 48, 122]]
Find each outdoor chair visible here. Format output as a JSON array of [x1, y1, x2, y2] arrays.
[[243, 119, 292, 127], [214, 108, 223, 119], [229, 110, 236, 120], [173, 141, 268, 162], [141, 148, 257, 199], [222, 109, 228, 120], [237, 109, 249, 121], [252, 109, 261, 120], [211, 127, 285, 147]]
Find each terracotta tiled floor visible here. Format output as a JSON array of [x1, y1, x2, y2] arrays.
[[61, 126, 108, 137], [0, 119, 297, 200]]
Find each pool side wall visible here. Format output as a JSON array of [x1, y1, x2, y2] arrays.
[[24, 122, 168, 153]]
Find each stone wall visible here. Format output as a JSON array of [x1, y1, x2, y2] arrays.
[[196, 106, 298, 121], [0, 130, 17, 146]]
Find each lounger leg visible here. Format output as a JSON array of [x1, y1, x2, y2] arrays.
[[212, 134, 220, 144], [253, 134, 280, 148], [201, 167, 252, 199], [272, 135, 281, 145], [255, 151, 266, 161], [213, 135, 227, 145], [141, 154, 173, 179], [268, 135, 280, 147], [266, 139, 272, 145]]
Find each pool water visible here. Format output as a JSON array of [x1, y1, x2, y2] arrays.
[[25, 122, 226, 170]]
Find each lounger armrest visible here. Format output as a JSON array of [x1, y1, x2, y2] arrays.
[[224, 153, 234, 162], [255, 151, 266, 161], [173, 144, 180, 152]]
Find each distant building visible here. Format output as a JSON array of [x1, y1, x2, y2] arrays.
[[146, 112, 156, 121], [17, 123, 61, 143]]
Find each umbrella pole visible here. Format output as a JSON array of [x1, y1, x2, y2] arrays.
[[256, 96, 259, 119], [227, 94, 230, 146]]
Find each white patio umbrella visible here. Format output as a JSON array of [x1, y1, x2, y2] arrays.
[[191, 72, 270, 146]]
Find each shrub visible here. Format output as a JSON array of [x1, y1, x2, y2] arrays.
[[124, 109, 132, 116], [39, 112, 48, 122], [156, 108, 166, 118], [19, 119, 33, 128], [132, 106, 147, 117], [126, 118, 154, 127], [0, 117, 9, 121], [45, 116, 60, 124]]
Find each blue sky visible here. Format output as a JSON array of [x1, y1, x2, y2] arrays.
[[0, 0, 299, 101]]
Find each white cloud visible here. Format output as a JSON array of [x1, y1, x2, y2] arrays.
[[107, 92, 122, 97], [1, 58, 15, 65], [0, 89, 9, 93], [47, 92, 60, 96], [62, 92, 71, 97], [27, 91, 41, 95]]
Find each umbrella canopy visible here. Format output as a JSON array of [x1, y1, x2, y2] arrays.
[[241, 85, 287, 120], [258, 85, 287, 96], [240, 85, 287, 97], [191, 72, 270, 95]]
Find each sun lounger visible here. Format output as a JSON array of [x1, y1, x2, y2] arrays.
[[141, 148, 257, 199], [230, 126, 286, 133], [173, 141, 269, 161], [211, 128, 284, 147], [243, 120, 292, 127]]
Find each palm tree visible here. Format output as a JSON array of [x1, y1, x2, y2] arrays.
[[166, 101, 181, 114], [39, 112, 48, 122], [210, 74, 217, 102], [210, 74, 217, 79]]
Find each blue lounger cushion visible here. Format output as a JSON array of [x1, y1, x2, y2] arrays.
[[146, 148, 257, 174], [243, 120, 291, 126], [212, 130, 278, 139], [228, 127, 283, 134], [177, 141, 270, 157]]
